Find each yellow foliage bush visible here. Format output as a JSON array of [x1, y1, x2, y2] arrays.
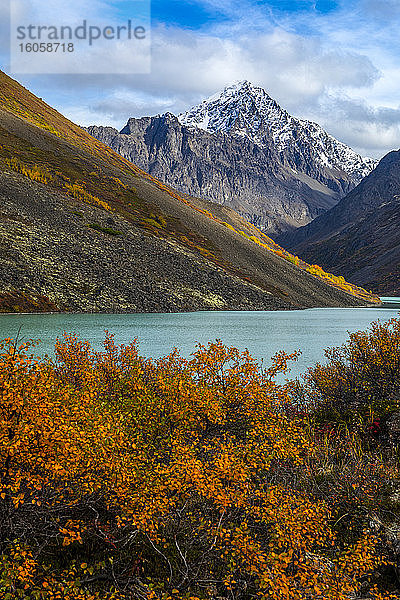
[[65, 182, 112, 211], [5, 157, 53, 184], [3, 157, 112, 213]]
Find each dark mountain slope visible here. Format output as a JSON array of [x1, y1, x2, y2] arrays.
[[278, 151, 400, 294], [0, 71, 378, 312]]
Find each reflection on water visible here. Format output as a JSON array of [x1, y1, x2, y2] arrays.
[[381, 297, 400, 307]]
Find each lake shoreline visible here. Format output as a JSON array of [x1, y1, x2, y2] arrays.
[[0, 303, 398, 382], [0, 300, 384, 317]]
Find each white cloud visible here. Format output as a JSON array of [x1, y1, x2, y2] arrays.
[[60, 23, 378, 106], [6, 0, 400, 158]]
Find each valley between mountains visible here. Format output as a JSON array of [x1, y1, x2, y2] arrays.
[[278, 150, 400, 296], [0, 70, 380, 313], [87, 80, 400, 298]]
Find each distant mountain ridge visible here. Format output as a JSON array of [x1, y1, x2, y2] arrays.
[[87, 81, 376, 236], [278, 150, 400, 294]]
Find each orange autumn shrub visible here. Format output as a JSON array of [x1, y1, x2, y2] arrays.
[[0, 333, 394, 599]]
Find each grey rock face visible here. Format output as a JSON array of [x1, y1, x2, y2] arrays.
[[86, 82, 376, 237], [179, 81, 376, 187]]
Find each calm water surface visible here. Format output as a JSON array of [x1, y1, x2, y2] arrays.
[[0, 297, 398, 380]]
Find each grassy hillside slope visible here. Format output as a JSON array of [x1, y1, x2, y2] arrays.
[[0, 71, 379, 312]]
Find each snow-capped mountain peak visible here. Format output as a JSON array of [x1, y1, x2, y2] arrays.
[[178, 82, 377, 182], [179, 80, 285, 140]]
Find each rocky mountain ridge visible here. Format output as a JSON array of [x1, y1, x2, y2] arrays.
[[87, 81, 376, 236], [179, 81, 376, 184]]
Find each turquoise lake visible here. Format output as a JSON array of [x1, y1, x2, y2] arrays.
[[0, 297, 398, 380]]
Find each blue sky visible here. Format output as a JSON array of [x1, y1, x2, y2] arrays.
[[150, 0, 337, 28], [152, 0, 222, 28], [1, 0, 400, 157], [150, 0, 340, 28]]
